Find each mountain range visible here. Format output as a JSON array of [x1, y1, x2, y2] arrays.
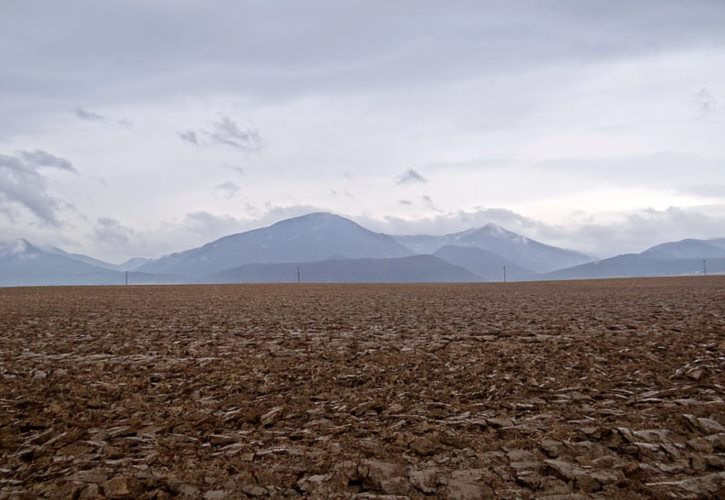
[[0, 239, 180, 286], [1, 212, 722, 286]]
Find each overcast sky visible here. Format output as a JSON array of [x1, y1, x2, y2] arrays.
[[1, 0, 724, 262]]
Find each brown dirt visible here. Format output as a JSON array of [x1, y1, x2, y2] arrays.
[[1, 277, 724, 499]]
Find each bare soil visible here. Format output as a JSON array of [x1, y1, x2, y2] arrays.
[[1, 277, 724, 498]]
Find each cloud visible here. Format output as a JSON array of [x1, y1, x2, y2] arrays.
[[180, 211, 245, 240], [357, 207, 537, 237], [75, 107, 133, 127], [178, 115, 262, 153], [222, 163, 245, 175], [3, 1, 724, 110], [75, 107, 105, 122], [553, 206, 725, 256], [356, 205, 725, 258], [18, 150, 76, 172], [215, 181, 240, 199], [0, 150, 76, 225], [396, 195, 437, 210], [421, 195, 438, 210], [178, 130, 201, 146], [694, 87, 718, 117], [396, 169, 427, 185], [209, 116, 262, 152], [94, 217, 134, 246]]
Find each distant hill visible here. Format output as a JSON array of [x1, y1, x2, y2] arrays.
[[115, 257, 152, 271], [396, 223, 591, 272], [543, 254, 725, 280], [37, 245, 153, 272], [544, 236, 725, 280], [0, 239, 183, 287], [201, 255, 479, 284], [140, 212, 412, 277], [709, 238, 725, 250], [641, 238, 725, 260], [433, 245, 535, 281]]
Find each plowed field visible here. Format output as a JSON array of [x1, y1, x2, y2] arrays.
[[1, 278, 724, 498]]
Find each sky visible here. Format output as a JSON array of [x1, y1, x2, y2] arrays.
[[1, 0, 724, 262]]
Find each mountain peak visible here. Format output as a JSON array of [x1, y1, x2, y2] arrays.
[[482, 222, 505, 231], [473, 223, 529, 243], [273, 212, 353, 225], [139, 211, 410, 276]]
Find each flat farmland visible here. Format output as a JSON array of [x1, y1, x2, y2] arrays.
[[1, 278, 724, 499]]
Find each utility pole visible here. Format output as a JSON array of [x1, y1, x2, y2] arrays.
[[297, 266, 301, 284], [125, 271, 129, 286], [503, 265, 507, 283], [703, 259, 708, 277]]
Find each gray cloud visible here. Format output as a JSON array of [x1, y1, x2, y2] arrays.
[[178, 116, 261, 152], [18, 150, 76, 172], [75, 107, 132, 127], [3, 1, 724, 109], [222, 163, 245, 175], [551, 207, 725, 256], [208, 116, 261, 152], [0, 150, 76, 225], [421, 195, 437, 210], [398, 199, 411, 206], [178, 130, 201, 146], [215, 181, 240, 199], [358, 208, 535, 237], [75, 107, 105, 122], [357, 205, 725, 258], [694, 87, 718, 117], [94, 217, 134, 246], [181, 211, 245, 240], [396, 169, 426, 185]]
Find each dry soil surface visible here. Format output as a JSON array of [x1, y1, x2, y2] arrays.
[[1, 278, 724, 499]]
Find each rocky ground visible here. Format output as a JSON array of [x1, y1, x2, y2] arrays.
[[1, 277, 724, 499]]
